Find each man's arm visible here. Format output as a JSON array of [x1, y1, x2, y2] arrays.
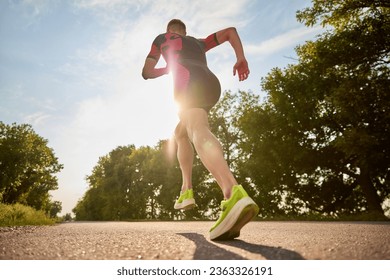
[[142, 58, 169, 80], [215, 27, 250, 81]]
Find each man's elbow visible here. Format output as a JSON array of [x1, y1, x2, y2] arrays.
[[142, 69, 149, 80], [227, 27, 237, 33], [217, 27, 237, 44], [227, 27, 237, 39]]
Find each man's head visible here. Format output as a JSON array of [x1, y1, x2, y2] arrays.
[[167, 19, 186, 35]]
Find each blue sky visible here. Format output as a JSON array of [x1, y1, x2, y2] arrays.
[[0, 0, 323, 215]]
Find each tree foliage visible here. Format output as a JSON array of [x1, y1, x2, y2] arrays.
[[240, 0, 389, 218], [0, 122, 63, 213], [73, 142, 212, 220]]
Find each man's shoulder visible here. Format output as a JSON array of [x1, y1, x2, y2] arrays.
[[153, 33, 169, 45], [155, 33, 169, 39], [154, 32, 183, 41]]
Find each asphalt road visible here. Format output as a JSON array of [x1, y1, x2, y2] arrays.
[[0, 221, 389, 260]]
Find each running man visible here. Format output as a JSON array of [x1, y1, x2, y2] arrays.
[[142, 19, 259, 240]]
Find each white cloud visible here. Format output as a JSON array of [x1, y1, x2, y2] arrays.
[[71, 0, 148, 26], [24, 112, 51, 127], [72, 0, 252, 33], [8, 0, 60, 26], [246, 26, 322, 58], [73, 0, 146, 10]]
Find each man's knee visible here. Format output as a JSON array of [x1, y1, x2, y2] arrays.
[[179, 108, 209, 140], [174, 122, 188, 140]]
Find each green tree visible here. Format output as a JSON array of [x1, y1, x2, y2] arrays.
[[73, 144, 183, 220], [0, 122, 63, 210], [74, 145, 136, 220], [209, 91, 260, 169], [73, 186, 106, 220], [63, 213, 72, 221], [73, 139, 218, 221], [240, 0, 389, 218], [47, 200, 62, 218]]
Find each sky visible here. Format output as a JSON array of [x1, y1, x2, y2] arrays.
[[0, 0, 324, 215]]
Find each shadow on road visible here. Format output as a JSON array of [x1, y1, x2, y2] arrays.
[[178, 233, 304, 260], [178, 233, 246, 259], [217, 239, 305, 260]]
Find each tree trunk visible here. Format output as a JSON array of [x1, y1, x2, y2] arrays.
[[359, 167, 385, 218]]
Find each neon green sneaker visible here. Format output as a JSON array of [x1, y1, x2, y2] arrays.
[[174, 189, 196, 210], [210, 185, 259, 240]]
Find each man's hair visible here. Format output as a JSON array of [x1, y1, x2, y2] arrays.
[[166, 19, 186, 33]]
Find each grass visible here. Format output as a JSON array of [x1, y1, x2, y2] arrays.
[[0, 203, 56, 227]]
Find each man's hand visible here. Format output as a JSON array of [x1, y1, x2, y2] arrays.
[[142, 58, 169, 80], [233, 58, 250, 81]]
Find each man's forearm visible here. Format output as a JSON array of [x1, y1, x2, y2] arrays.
[[142, 67, 168, 80]]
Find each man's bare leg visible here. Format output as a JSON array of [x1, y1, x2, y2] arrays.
[[174, 122, 194, 191], [180, 108, 237, 199]]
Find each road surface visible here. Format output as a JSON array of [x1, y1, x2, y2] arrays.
[[0, 221, 389, 260]]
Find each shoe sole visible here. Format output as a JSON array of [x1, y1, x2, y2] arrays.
[[174, 198, 196, 210], [210, 197, 259, 241]]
